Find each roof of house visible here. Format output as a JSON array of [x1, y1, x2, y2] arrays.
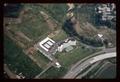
[[57, 37, 76, 52]]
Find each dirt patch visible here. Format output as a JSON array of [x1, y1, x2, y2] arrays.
[[67, 3, 75, 11], [16, 31, 33, 42], [40, 11, 57, 31], [71, 17, 98, 37], [48, 30, 60, 38], [25, 47, 37, 55], [46, 19, 57, 31]]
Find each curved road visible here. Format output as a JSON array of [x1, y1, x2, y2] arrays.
[[4, 64, 18, 79], [63, 49, 116, 79]]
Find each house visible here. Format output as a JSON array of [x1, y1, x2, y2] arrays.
[[96, 4, 116, 21], [57, 37, 77, 52]]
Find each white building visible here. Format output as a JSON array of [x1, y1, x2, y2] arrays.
[[97, 34, 104, 43], [57, 38, 77, 52], [55, 62, 61, 68], [39, 37, 55, 52], [35, 37, 57, 61]]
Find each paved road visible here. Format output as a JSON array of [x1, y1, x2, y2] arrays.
[[63, 48, 116, 79], [67, 48, 116, 72], [76, 61, 101, 79]]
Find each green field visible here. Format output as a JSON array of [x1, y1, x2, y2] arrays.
[[75, 4, 97, 26], [56, 46, 97, 68], [40, 67, 67, 79], [8, 4, 50, 40], [4, 4, 70, 79], [39, 45, 98, 78], [4, 35, 42, 78], [7, 4, 68, 41], [31, 51, 50, 69], [52, 30, 68, 41], [38, 4, 68, 24]]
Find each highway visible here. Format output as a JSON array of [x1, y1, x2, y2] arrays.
[[76, 61, 101, 79], [63, 48, 116, 79]]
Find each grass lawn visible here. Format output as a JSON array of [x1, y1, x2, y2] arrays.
[[38, 4, 68, 24], [39, 45, 98, 78], [56, 46, 97, 68], [31, 51, 50, 69], [40, 67, 67, 79], [75, 4, 96, 25], [52, 30, 68, 41], [4, 35, 42, 78]]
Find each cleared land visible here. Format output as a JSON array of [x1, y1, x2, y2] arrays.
[[4, 36, 42, 78]]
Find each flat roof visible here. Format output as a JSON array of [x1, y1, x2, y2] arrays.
[[36, 37, 57, 61], [39, 37, 55, 52]]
